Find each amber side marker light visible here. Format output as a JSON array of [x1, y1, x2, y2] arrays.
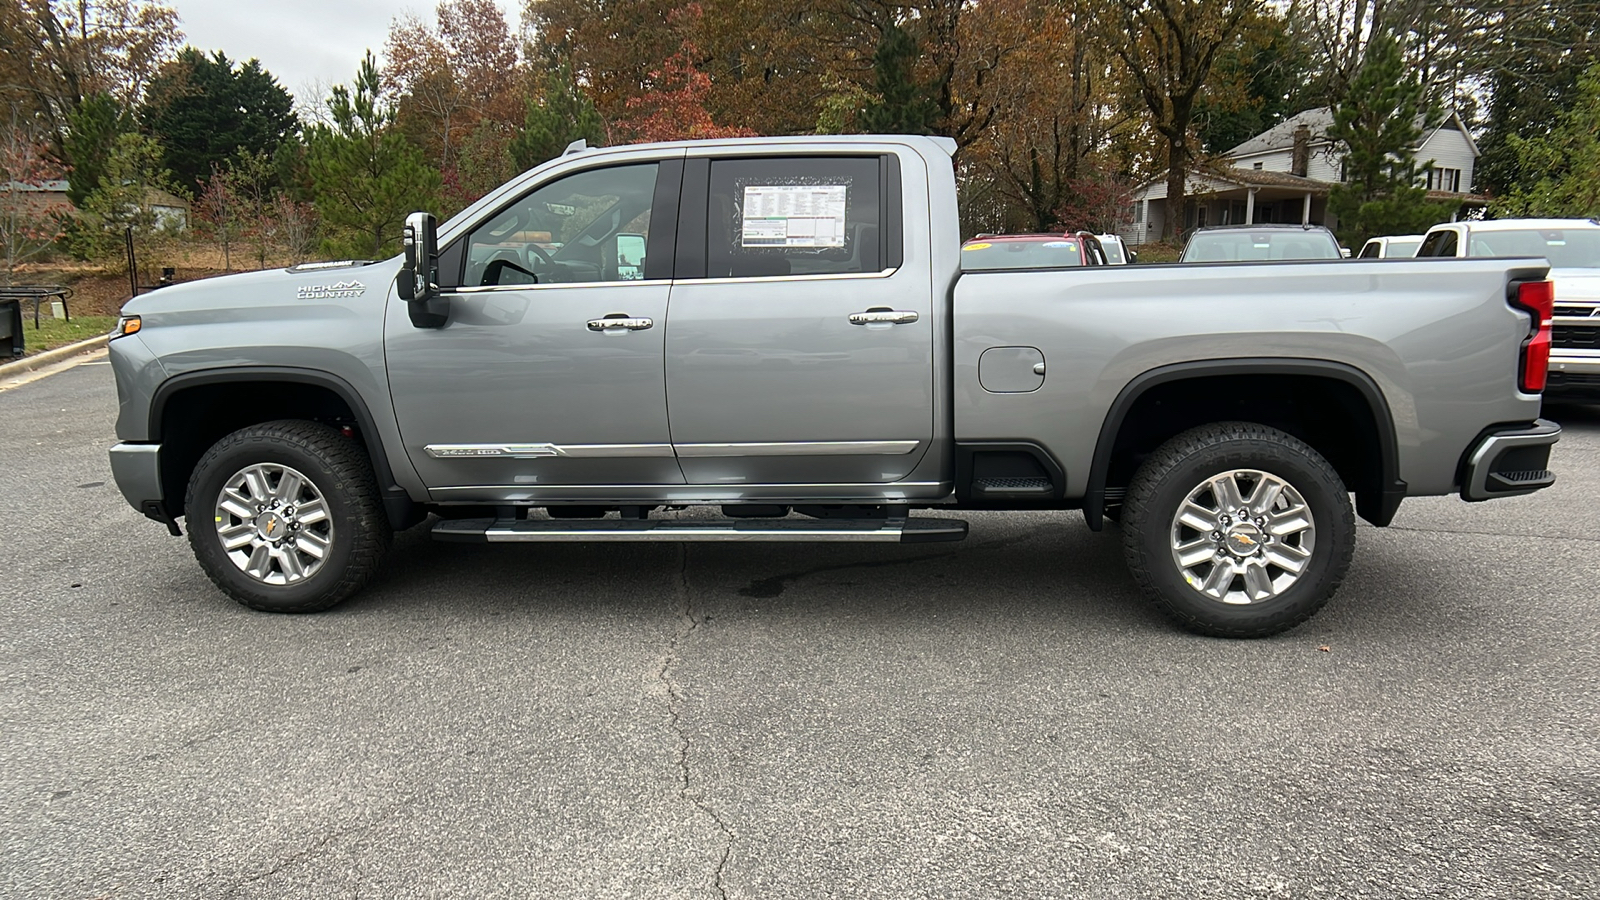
[[112, 315, 141, 338]]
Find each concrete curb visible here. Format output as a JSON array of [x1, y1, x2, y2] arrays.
[[0, 333, 111, 379], [0, 334, 110, 379]]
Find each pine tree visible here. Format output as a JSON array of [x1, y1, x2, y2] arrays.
[[858, 25, 940, 135], [509, 65, 604, 170], [140, 48, 299, 195], [61, 93, 131, 207], [306, 52, 441, 260], [1491, 62, 1600, 219], [1325, 33, 1458, 246]]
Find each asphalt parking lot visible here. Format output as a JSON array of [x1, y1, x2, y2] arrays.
[[2, 359, 1597, 899]]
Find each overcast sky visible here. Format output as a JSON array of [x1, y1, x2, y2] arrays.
[[171, 1, 523, 107]]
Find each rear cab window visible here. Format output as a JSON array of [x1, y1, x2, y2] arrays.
[[1182, 230, 1341, 262], [1467, 228, 1600, 268]]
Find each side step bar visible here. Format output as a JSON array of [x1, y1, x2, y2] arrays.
[[433, 516, 969, 544]]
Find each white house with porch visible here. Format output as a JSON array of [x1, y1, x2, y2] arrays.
[[1121, 108, 1484, 245]]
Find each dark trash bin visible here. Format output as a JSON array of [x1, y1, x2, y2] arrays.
[[1, 297, 22, 358]]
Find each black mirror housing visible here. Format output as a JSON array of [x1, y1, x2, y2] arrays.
[[399, 212, 446, 327]]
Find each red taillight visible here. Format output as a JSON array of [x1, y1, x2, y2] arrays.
[[1513, 280, 1554, 393]]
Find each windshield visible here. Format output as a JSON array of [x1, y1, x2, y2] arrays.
[[1467, 229, 1600, 268], [1182, 230, 1341, 262], [1385, 238, 1421, 257], [961, 239, 1087, 270]]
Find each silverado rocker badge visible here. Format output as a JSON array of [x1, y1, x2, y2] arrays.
[[297, 280, 366, 300]]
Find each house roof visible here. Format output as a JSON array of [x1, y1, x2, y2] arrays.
[[1, 179, 69, 193], [1215, 167, 1334, 191], [1224, 108, 1336, 157], [1225, 108, 1479, 160]]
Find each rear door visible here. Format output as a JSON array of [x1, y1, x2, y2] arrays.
[[664, 153, 935, 486]]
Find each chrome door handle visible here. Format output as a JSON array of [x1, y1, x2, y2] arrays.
[[848, 309, 919, 325], [587, 315, 653, 332]]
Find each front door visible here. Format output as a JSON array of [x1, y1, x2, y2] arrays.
[[664, 153, 935, 487], [386, 159, 685, 500]]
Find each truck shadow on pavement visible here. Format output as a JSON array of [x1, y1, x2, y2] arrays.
[[1543, 401, 1600, 433], [337, 513, 1177, 635]]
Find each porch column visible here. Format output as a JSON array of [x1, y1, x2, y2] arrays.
[[1245, 188, 1257, 225], [1302, 192, 1312, 225], [1141, 198, 1151, 241]]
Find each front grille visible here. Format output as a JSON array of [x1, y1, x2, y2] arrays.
[[1551, 323, 1600, 350]]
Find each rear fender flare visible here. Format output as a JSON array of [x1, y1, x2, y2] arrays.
[[1084, 358, 1404, 529]]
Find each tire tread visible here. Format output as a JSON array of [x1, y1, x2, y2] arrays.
[[1121, 421, 1355, 638], [184, 420, 391, 613]]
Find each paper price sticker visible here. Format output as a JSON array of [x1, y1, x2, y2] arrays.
[[741, 185, 848, 248]]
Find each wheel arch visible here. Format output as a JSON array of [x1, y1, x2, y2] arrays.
[[1085, 359, 1404, 530], [150, 367, 422, 529]]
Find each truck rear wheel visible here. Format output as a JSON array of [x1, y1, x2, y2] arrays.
[[1121, 422, 1354, 638], [185, 420, 392, 613]]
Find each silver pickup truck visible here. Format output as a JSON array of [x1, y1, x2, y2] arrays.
[[106, 135, 1561, 637]]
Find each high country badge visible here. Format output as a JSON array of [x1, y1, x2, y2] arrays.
[[297, 280, 366, 300]]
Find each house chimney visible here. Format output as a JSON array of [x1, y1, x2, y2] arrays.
[[1291, 123, 1311, 177]]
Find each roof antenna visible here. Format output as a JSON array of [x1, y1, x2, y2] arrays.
[[563, 139, 588, 156]]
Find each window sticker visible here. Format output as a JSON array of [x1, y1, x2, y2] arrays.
[[963, 242, 992, 251], [741, 184, 848, 248]]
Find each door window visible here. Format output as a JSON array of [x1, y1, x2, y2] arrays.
[[706, 156, 883, 278], [464, 163, 660, 287]]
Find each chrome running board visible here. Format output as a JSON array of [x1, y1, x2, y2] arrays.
[[432, 515, 968, 544]]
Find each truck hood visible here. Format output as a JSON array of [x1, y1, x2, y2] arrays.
[[121, 259, 402, 317], [1551, 269, 1600, 302]]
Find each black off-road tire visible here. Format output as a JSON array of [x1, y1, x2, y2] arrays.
[[185, 420, 392, 613], [1121, 422, 1355, 638]]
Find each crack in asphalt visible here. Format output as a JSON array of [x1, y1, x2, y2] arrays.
[[222, 816, 377, 898], [738, 521, 1068, 598], [658, 545, 734, 900]]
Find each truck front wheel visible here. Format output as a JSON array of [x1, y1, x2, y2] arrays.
[[184, 420, 392, 613], [1121, 422, 1355, 638]]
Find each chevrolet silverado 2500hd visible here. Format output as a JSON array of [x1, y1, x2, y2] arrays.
[[107, 135, 1561, 637]]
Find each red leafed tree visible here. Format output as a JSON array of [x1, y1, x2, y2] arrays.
[[617, 50, 757, 143], [614, 5, 756, 143], [0, 114, 67, 285]]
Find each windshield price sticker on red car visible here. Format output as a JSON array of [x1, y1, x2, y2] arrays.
[[741, 185, 848, 248]]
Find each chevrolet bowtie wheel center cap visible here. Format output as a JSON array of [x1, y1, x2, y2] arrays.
[[1225, 523, 1264, 557]]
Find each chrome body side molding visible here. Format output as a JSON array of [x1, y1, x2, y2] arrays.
[[424, 443, 675, 459], [674, 440, 921, 457]]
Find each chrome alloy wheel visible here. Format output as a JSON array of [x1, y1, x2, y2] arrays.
[[1169, 468, 1316, 605], [213, 463, 334, 586]]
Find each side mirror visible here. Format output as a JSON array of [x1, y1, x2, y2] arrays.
[[1129, 250, 1139, 264], [399, 212, 446, 328]]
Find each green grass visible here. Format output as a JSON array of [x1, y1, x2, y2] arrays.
[[1133, 243, 1182, 264], [17, 315, 117, 356]]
